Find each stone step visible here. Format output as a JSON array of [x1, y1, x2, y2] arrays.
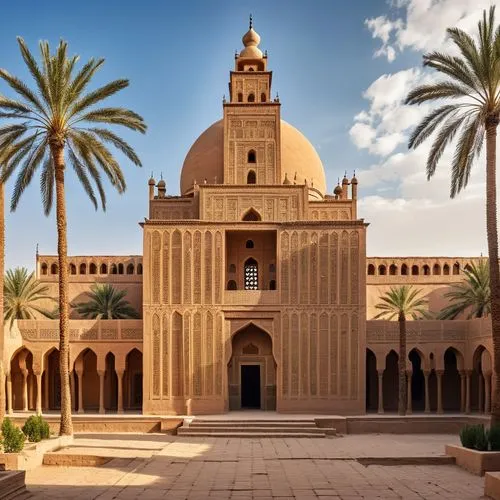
[[177, 431, 327, 438], [188, 421, 318, 428], [190, 419, 316, 424], [180, 426, 327, 434], [0, 471, 28, 500]]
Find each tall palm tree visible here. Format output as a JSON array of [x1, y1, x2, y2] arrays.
[[0, 185, 4, 421], [4, 267, 57, 326], [439, 260, 490, 319], [0, 39, 146, 434], [374, 286, 429, 415], [404, 7, 500, 423], [73, 283, 139, 319]]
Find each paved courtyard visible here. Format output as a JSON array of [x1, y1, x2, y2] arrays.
[[25, 434, 487, 499]]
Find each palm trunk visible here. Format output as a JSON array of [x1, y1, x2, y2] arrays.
[[487, 115, 500, 426], [52, 144, 73, 436], [0, 183, 5, 421], [398, 311, 407, 415]]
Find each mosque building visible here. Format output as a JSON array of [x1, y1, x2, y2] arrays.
[[3, 22, 493, 417]]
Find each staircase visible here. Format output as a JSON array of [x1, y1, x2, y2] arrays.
[[177, 418, 334, 438]]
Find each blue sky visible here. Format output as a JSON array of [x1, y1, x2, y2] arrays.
[[0, 0, 494, 269]]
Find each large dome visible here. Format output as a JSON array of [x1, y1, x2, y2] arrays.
[[180, 119, 326, 199]]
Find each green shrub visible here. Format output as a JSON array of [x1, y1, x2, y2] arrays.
[[489, 425, 500, 451], [460, 424, 488, 450], [1, 418, 25, 453], [475, 425, 488, 451], [22, 415, 50, 443]]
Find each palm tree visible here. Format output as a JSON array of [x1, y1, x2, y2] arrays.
[[73, 283, 139, 319], [404, 7, 500, 423], [439, 260, 490, 319], [4, 267, 57, 326], [374, 286, 429, 415], [0, 39, 146, 434], [0, 185, 4, 421]]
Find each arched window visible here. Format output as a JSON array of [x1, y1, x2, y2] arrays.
[[401, 264, 408, 275], [464, 263, 472, 273], [69, 264, 76, 275], [89, 263, 97, 275], [443, 263, 450, 275], [111, 264, 117, 275], [378, 265, 386, 276], [100, 263, 108, 274], [137, 263, 143, 275], [41, 263, 48, 275], [411, 265, 419, 276], [261, 92, 266, 102], [118, 263, 124, 275], [244, 258, 258, 290], [247, 170, 256, 184], [242, 208, 261, 221], [238, 92, 243, 102], [127, 263, 134, 275], [247, 150, 256, 163], [228, 263, 236, 274], [367, 264, 375, 275], [269, 263, 276, 273], [423, 265, 430, 276], [50, 263, 58, 275], [246, 240, 254, 249], [79, 263, 86, 275], [389, 264, 397, 275], [269, 280, 276, 290], [248, 93, 255, 103], [433, 263, 441, 275], [227, 280, 237, 290], [453, 262, 460, 275]]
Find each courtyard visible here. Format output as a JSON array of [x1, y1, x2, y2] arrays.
[[25, 433, 486, 499]]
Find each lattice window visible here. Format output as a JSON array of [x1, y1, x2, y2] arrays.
[[244, 258, 258, 290]]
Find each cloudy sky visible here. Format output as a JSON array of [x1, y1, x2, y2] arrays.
[[0, 0, 495, 269]]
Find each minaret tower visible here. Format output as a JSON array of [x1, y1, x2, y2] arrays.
[[223, 16, 282, 185]]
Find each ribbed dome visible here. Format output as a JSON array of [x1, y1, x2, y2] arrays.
[[180, 119, 326, 199]]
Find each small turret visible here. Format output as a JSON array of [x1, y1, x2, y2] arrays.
[[148, 173, 156, 200], [351, 171, 358, 200], [283, 173, 291, 185], [157, 174, 166, 199], [342, 171, 349, 199], [334, 180, 343, 200]]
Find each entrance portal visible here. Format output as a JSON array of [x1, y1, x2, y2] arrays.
[[241, 365, 261, 408], [228, 323, 276, 411]]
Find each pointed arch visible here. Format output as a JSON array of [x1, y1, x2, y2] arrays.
[[242, 208, 261, 221]]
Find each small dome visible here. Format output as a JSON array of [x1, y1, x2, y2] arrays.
[[334, 184, 343, 196], [342, 174, 349, 185], [148, 177, 156, 186], [240, 19, 263, 59], [158, 179, 166, 188], [351, 174, 358, 185], [283, 173, 291, 185]]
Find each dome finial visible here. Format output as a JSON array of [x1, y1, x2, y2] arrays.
[[249, 13, 253, 29]]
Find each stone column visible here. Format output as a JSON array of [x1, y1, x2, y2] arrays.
[[406, 371, 412, 415], [76, 370, 84, 414], [423, 371, 430, 414], [44, 369, 49, 410], [22, 370, 28, 411], [485, 373, 492, 414], [478, 373, 484, 413], [98, 371, 105, 414], [35, 373, 42, 414], [6, 373, 12, 414], [70, 372, 76, 411], [460, 371, 466, 413], [117, 370, 124, 414], [436, 370, 443, 414], [466, 370, 471, 414], [377, 369, 384, 414]]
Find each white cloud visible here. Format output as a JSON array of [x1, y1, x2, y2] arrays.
[[349, 122, 376, 149], [365, 0, 492, 62]]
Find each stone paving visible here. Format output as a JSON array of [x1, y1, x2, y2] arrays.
[[25, 434, 488, 499]]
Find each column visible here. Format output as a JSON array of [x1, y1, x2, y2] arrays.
[[117, 370, 124, 414], [436, 370, 443, 414], [423, 371, 430, 414], [460, 371, 466, 413], [466, 370, 471, 414], [70, 372, 76, 411], [6, 373, 12, 415], [485, 373, 492, 414], [22, 370, 28, 411], [98, 371, 105, 414], [406, 371, 412, 414], [478, 373, 484, 413], [377, 369, 384, 414], [44, 369, 49, 410], [36, 373, 42, 414], [76, 370, 84, 414]]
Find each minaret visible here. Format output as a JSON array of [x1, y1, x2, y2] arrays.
[[223, 17, 282, 186]]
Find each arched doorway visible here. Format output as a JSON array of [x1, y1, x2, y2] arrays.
[[10, 348, 35, 411], [409, 349, 425, 412], [124, 349, 143, 411], [443, 348, 462, 411], [365, 349, 378, 412], [228, 323, 276, 411], [105, 352, 118, 411], [43, 348, 61, 411], [383, 350, 398, 412]]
